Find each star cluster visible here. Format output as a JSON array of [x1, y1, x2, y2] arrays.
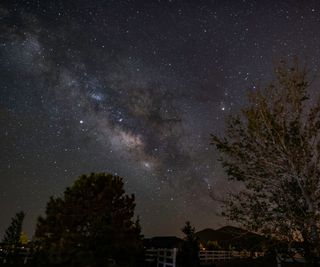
[[1, 0, 320, 237]]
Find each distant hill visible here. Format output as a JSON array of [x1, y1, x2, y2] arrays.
[[195, 226, 266, 251]]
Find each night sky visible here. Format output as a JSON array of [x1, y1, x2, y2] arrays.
[[1, 0, 320, 238]]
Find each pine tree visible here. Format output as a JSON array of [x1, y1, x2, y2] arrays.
[[177, 221, 200, 267], [2, 211, 25, 264], [2, 211, 25, 246]]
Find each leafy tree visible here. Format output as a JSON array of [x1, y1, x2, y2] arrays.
[[2, 211, 26, 264], [211, 60, 320, 266], [35, 173, 143, 267], [206, 240, 222, 251], [177, 221, 199, 267], [19, 232, 29, 245]]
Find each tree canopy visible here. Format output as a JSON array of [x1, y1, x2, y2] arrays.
[[35, 172, 143, 267], [1, 211, 26, 264], [212, 60, 320, 265], [2, 211, 25, 246]]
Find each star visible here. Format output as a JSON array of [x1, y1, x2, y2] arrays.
[[1, 0, 319, 238]]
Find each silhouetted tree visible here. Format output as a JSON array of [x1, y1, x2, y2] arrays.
[[177, 221, 199, 267], [2, 211, 25, 264], [212, 59, 320, 266], [206, 240, 222, 251], [35, 173, 143, 267]]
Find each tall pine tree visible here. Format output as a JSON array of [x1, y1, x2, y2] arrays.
[[2, 211, 25, 246], [2, 211, 26, 264]]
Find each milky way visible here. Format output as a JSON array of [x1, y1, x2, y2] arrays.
[[2, 0, 320, 237]]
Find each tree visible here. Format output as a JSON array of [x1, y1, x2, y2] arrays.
[[19, 232, 29, 245], [211, 60, 320, 266], [2, 211, 25, 246], [2, 211, 26, 264], [35, 173, 143, 267], [177, 221, 199, 267]]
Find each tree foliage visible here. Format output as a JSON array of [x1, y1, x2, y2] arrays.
[[2, 211, 26, 264], [212, 60, 320, 264], [177, 221, 199, 267], [35, 172, 143, 267], [206, 240, 222, 251], [2, 211, 25, 246]]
